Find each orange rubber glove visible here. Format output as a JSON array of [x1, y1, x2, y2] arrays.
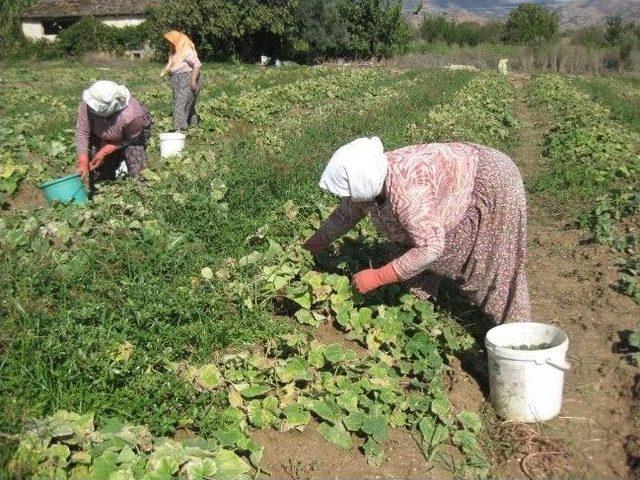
[[352, 263, 399, 294], [303, 233, 326, 254], [90, 144, 119, 171], [77, 153, 90, 182]]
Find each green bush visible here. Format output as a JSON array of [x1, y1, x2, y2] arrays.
[[288, 0, 349, 61], [419, 15, 504, 47], [55, 16, 149, 56], [503, 3, 558, 45], [0, 0, 36, 50], [333, 0, 410, 58]]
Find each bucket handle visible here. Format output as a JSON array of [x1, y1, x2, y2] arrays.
[[543, 358, 571, 371], [492, 353, 571, 372]]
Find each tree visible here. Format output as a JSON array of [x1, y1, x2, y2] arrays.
[[288, 0, 349, 61], [419, 15, 454, 44], [147, 0, 409, 62], [503, 3, 558, 45], [0, 0, 37, 49], [334, 0, 410, 58], [147, 0, 294, 61]]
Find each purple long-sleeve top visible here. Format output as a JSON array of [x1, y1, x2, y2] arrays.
[[75, 97, 151, 155]]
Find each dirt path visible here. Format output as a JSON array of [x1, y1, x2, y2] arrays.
[[487, 74, 640, 479]]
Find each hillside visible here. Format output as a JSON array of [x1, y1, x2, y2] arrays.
[[403, 0, 640, 28]]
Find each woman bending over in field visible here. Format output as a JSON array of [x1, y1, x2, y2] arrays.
[[161, 30, 202, 131], [76, 80, 152, 188], [304, 137, 531, 325]]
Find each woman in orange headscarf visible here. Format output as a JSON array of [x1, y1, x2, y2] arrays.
[[161, 31, 202, 131]]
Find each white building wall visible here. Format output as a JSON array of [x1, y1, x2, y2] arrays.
[[21, 21, 45, 40], [101, 16, 146, 27], [20, 16, 146, 41]]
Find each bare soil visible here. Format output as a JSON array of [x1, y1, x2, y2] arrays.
[[3, 183, 47, 211]]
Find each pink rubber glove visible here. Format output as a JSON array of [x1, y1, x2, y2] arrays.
[[90, 144, 119, 171], [352, 263, 400, 294], [77, 153, 90, 182]]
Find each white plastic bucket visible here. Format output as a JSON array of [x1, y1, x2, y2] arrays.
[[159, 132, 186, 158], [485, 322, 570, 422]]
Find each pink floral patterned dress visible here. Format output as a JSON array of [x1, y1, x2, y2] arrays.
[[315, 142, 531, 324]]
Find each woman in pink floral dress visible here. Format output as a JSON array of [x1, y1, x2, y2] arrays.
[[304, 137, 531, 324]]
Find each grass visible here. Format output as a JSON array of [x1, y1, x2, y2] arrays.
[[571, 75, 640, 133]]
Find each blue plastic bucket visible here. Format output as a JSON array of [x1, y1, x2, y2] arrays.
[[39, 173, 88, 205]]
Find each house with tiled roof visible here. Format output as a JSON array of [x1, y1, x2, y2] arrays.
[[21, 0, 155, 41]]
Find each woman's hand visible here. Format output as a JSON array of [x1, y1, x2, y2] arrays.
[[78, 166, 90, 184], [190, 79, 198, 92], [89, 152, 106, 171], [89, 144, 119, 171], [77, 153, 90, 183], [352, 264, 400, 294]]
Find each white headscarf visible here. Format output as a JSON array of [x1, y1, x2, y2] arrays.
[[83, 80, 131, 117], [319, 136, 388, 202]]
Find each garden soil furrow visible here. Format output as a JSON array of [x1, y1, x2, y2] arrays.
[[487, 75, 640, 480]]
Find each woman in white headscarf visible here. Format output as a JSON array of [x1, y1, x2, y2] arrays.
[[75, 80, 152, 188], [304, 137, 531, 325]]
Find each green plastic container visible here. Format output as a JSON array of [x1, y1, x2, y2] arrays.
[[39, 173, 88, 205]]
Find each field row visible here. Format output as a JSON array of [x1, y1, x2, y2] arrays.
[[527, 74, 640, 304]]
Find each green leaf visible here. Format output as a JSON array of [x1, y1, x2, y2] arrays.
[[336, 391, 358, 413], [419, 417, 448, 448], [189, 364, 224, 391], [362, 438, 384, 466], [90, 451, 119, 480], [334, 303, 352, 328], [452, 429, 478, 454], [200, 267, 214, 280], [248, 442, 264, 468], [146, 456, 180, 476], [308, 399, 342, 424], [213, 449, 251, 480], [116, 445, 137, 465], [317, 422, 353, 450], [343, 411, 366, 432], [308, 342, 326, 369], [430, 394, 450, 419], [141, 169, 161, 182], [277, 357, 312, 383], [183, 458, 217, 480], [69, 465, 91, 480], [47, 444, 70, 468], [213, 430, 248, 449], [109, 468, 135, 480], [629, 331, 640, 349], [247, 399, 278, 429], [361, 415, 389, 443], [282, 404, 311, 431], [389, 410, 406, 428], [457, 411, 482, 433], [210, 178, 228, 201], [70, 451, 92, 465], [294, 309, 321, 328], [237, 383, 271, 399], [323, 344, 357, 364]]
